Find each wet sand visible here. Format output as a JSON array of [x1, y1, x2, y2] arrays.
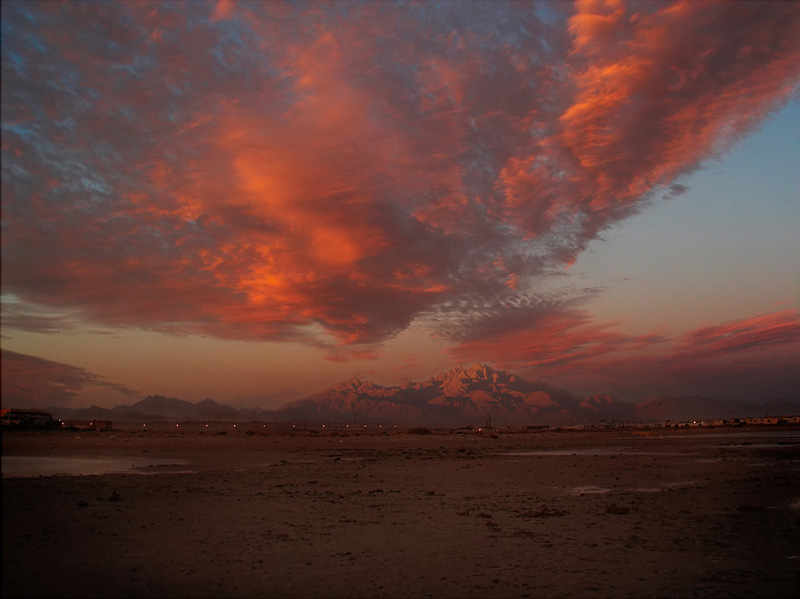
[[3, 427, 799, 598]]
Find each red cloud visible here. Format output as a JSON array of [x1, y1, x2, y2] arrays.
[[451, 309, 800, 402], [451, 308, 665, 371], [679, 311, 800, 355], [557, 0, 800, 217], [2, 1, 798, 353]]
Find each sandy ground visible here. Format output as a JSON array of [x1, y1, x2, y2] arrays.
[[3, 426, 799, 598]]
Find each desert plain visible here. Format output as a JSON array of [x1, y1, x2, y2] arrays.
[[2, 425, 799, 598]]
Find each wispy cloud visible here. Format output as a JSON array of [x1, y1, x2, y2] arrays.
[[1, 349, 139, 408], [451, 309, 800, 401], [2, 1, 798, 351]]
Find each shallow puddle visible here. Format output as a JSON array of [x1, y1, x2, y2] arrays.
[[1, 456, 190, 478], [503, 448, 690, 456], [568, 485, 613, 495]]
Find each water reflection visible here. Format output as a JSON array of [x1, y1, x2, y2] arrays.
[[503, 448, 691, 456], [1, 456, 190, 478]]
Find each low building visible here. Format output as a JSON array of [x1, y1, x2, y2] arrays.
[[1, 408, 55, 427], [743, 415, 800, 426]]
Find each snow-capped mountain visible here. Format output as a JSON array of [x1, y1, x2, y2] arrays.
[[278, 362, 630, 425]]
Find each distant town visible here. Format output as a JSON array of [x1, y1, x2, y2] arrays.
[[3, 406, 798, 432]]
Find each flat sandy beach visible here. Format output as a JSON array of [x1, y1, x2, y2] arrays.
[[3, 426, 799, 598]]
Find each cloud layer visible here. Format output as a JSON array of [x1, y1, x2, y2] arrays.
[[452, 309, 800, 401], [1, 349, 138, 407], [2, 1, 799, 354]]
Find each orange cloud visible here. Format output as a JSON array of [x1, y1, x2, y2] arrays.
[[211, 0, 234, 22], [2, 1, 798, 357], [557, 0, 800, 215]]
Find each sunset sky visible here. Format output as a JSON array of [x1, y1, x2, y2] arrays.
[[2, 0, 799, 410]]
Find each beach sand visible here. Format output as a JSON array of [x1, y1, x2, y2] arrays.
[[3, 426, 799, 598]]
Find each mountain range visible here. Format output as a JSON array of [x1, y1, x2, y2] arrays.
[[44, 363, 798, 426], [49, 395, 272, 423]]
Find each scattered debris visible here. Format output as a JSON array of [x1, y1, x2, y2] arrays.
[[517, 505, 569, 518], [512, 528, 537, 538], [605, 503, 630, 515]]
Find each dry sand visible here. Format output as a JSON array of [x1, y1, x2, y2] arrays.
[[3, 426, 799, 598]]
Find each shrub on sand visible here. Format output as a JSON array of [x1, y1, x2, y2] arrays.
[[407, 427, 433, 435]]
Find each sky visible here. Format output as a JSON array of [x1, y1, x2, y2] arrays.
[[2, 0, 799, 410]]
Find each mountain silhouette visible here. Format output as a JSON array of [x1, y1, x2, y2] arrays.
[[278, 363, 627, 425], [44, 363, 798, 425], [49, 395, 270, 422]]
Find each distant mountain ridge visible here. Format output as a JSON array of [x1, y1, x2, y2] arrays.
[[277, 363, 799, 425], [49, 395, 271, 423], [279, 363, 591, 425], [44, 363, 799, 425]]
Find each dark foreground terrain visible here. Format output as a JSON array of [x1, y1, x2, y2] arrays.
[[3, 426, 799, 598]]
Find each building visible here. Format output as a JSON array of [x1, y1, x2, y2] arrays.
[[0, 408, 55, 427]]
